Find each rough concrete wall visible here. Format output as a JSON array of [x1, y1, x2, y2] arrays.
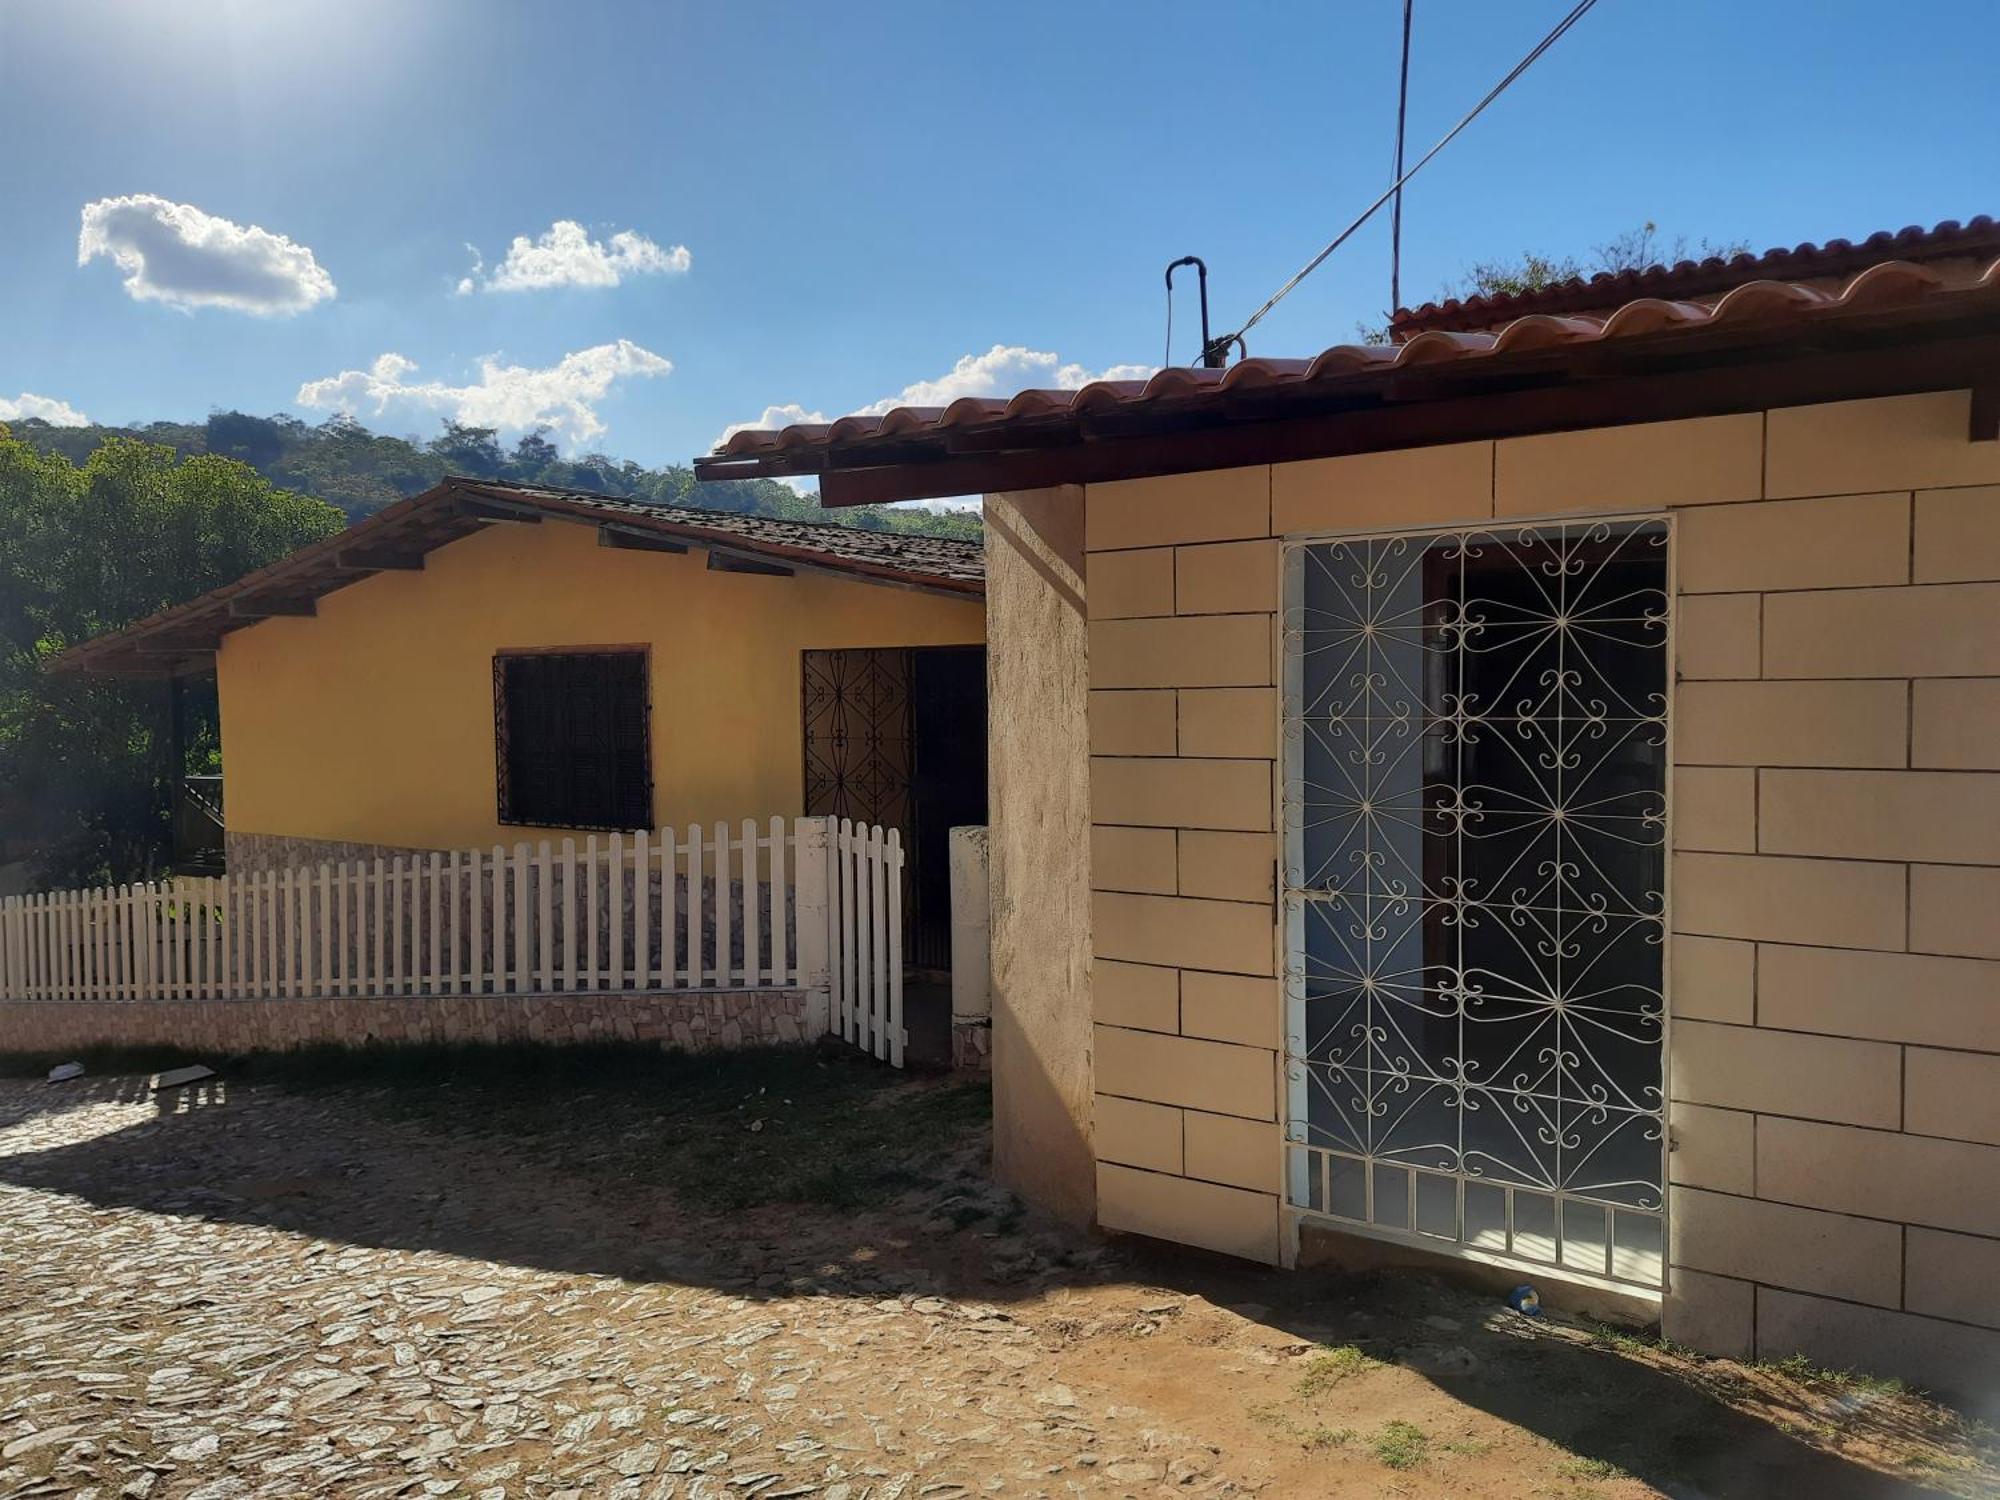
[[984, 487, 1095, 1225], [0, 987, 808, 1055]]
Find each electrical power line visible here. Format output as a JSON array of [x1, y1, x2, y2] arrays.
[[1227, 0, 1605, 350], [1389, 0, 1415, 316]]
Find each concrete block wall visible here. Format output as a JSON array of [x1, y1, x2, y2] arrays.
[[1073, 389, 2000, 1395]]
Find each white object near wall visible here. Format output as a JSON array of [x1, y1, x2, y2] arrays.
[[949, 825, 991, 1030]]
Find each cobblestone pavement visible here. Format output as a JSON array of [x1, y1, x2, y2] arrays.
[[0, 1075, 1252, 1500], [1, 1075, 1991, 1500]]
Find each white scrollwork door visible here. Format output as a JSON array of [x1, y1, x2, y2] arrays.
[[1281, 518, 1670, 1289]]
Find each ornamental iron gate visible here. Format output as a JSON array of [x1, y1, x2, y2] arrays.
[[1281, 518, 1671, 1290]]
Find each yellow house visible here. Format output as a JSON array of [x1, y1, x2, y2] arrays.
[[698, 219, 2000, 1400], [60, 479, 987, 966]]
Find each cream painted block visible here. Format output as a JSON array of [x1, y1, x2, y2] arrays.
[[1094, 1024, 1275, 1120], [1495, 414, 1762, 516], [1764, 582, 2000, 678], [1675, 680, 1908, 769], [1756, 1288, 2000, 1403], [1912, 864, 2000, 960], [1269, 441, 1494, 535], [1671, 1019, 1900, 1128], [1178, 688, 1278, 759], [1096, 1161, 1281, 1264], [1179, 830, 1276, 903], [1906, 1228, 2000, 1330], [1758, 945, 2000, 1051], [1181, 970, 1281, 1049], [1093, 959, 1179, 1033], [1905, 1050, 2000, 1147], [1183, 1109, 1282, 1193], [1089, 690, 1177, 757], [1767, 392, 2000, 499], [1669, 1102, 1755, 1195], [1662, 1267, 1755, 1361], [1673, 767, 1756, 853], [1089, 615, 1274, 689], [1087, 547, 1176, 619], [1673, 852, 1906, 950], [1177, 540, 1279, 616], [1913, 679, 2000, 770], [1675, 492, 1910, 594], [1760, 769, 2000, 865], [1675, 594, 1761, 681], [1093, 890, 1277, 977], [1091, 757, 1272, 832], [1670, 1186, 1901, 1307], [1094, 1093, 1183, 1175], [1914, 484, 2000, 583], [1757, 1117, 2000, 1237], [1670, 935, 1755, 1025], [1086, 467, 1271, 552], [1091, 825, 1178, 896]]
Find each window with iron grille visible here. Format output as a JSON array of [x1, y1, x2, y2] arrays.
[[494, 649, 652, 830]]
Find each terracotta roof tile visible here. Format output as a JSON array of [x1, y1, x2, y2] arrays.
[[56, 479, 982, 676], [698, 246, 2000, 492], [1390, 215, 2000, 334]]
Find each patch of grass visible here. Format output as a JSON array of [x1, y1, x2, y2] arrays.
[[1296, 1343, 1381, 1396], [18, 1039, 994, 1214], [1246, 1405, 1354, 1453], [1764, 1351, 1908, 1396], [1373, 1420, 1430, 1470], [1555, 1456, 1627, 1480]]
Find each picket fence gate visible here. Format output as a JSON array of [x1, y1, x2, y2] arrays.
[[0, 814, 908, 1067]]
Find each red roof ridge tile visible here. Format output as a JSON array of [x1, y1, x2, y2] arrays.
[[1389, 215, 2000, 334]]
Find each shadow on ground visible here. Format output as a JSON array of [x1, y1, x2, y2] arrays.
[[0, 1052, 1989, 1499]]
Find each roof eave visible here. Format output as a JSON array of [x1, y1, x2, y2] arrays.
[[697, 292, 2000, 506], [54, 476, 984, 678]]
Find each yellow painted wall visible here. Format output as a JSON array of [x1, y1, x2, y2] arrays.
[[217, 514, 984, 849]]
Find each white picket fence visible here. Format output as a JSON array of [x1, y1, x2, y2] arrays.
[[0, 814, 909, 1066]]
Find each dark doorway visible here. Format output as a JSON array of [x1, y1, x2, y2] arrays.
[[801, 646, 988, 977], [909, 646, 987, 971]]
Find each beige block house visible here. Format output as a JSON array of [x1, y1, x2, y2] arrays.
[[700, 219, 2000, 1398]]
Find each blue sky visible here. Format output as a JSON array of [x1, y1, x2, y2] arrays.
[[1, 0, 1993, 471]]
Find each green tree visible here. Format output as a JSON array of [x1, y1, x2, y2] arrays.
[[0, 430, 342, 886], [5, 410, 983, 537]]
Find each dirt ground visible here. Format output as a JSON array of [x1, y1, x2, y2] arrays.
[[0, 1054, 1993, 1500]]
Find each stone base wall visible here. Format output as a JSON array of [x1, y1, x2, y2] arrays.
[[225, 831, 421, 874], [0, 987, 809, 1056], [952, 1019, 991, 1072]]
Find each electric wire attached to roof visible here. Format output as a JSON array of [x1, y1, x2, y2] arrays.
[[1221, 0, 1604, 354]]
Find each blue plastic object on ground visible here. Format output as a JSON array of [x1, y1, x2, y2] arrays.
[[1507, 1284, 1544, 1318]]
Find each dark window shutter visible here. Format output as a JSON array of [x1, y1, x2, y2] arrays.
[[495, 651, 651, 830]]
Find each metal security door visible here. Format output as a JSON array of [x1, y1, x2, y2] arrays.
[[1281, 518, 1671, 1290]]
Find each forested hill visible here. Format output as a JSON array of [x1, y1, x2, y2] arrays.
[[6, 411, 980, 539]]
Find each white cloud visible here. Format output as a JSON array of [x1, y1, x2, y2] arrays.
[[459, 220, 691, 294], [77, 194, 336, 316], [713, 344, 1155, 455], [0, 392, 90, 426], [296, 340, 671, 446]]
